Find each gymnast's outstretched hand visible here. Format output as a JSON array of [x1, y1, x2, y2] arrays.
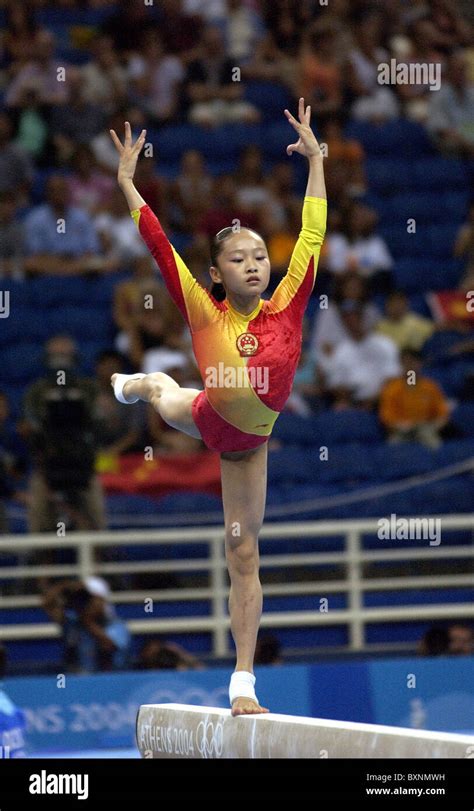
[[284, 97, 322, 160], [109, 121, 147, 188]]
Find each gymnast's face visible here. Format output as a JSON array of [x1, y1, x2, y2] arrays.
[[211, 230, 271, 298]]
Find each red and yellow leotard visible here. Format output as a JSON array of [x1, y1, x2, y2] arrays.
[[131, 196, 327, 452]]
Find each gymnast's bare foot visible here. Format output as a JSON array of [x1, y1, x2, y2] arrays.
[[231, 697, 270, 716]]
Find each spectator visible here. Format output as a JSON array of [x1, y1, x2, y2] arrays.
[[9, 79, 50, 163], [21, 335, 106, 532], [0, 644, 27, 758], [222, 0, 266, 64], [261, 196, 304, 278], [183, 0, 226, 21], [67, 145, 115, 215], [454, 201, 474, 291], [127, 31, 185, 126], [0, 390, 28, 535], [183, 25, 260, 127], [418, 625, 449, 656], [447, 622, 474, 655], [319, 115, 366, 198], [50, 67, 106, 163], [155, 0, 203, 63], [429, 0, 472, 50], [254, 633, 283, 665], [134, 155, 167, 225], [234, 145, 273, 222], [0, 190, 26, 279], [1, 3, 39, 72], [376, 291, 435, 352], [324, 302, 400, 408], [94, 187, 148, 267], [295, 22, 345, 118], [137, 638, 203, 670], [101, 0, 159, 56], [5, 29, 70, 109], [395, 18, 448, 123], [42, 577, 131, 673], [324, 201, 394, 293], [262, 0, 312, 57], [113, 254, 157, 344], [379, 349, 449, 448], [197, 174, 259, 240], [91, 107, 145, 175], [23, 175, 111, 276], [242, 31, 296, 89], [348, 10, 400, 123], [170, 150, 212, 233], [310, 273, 380, 375], [427, 50, 474, 157], [94, 350, 144, 461], [81, 34, 128, 115], [123, 279, 185, 369], [0, 112, 33, 202]]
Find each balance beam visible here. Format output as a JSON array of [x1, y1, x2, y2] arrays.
[[136, 704, 474, 759]]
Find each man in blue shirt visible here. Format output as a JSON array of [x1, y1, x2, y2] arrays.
[[23, 174, 112, 276], [0, 644, 27, 758]]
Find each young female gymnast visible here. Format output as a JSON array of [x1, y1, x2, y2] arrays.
[[110, 98, 327, 715]]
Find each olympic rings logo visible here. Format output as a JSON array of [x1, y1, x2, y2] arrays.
[[196, 719, 224, 759]]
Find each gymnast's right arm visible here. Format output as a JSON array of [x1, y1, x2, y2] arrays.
[[110, 122, 218, 328]]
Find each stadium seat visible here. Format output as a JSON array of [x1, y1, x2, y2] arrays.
[[451, 404, 474, 437], [414, 157, 466, 190], [244, 81, 293, 120], [3, 343, 44, 383]]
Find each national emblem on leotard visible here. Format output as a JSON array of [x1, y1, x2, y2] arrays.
[[236, 333, 259, 356]]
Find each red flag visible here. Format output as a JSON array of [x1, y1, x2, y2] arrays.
[[100, 450, 221, 497]]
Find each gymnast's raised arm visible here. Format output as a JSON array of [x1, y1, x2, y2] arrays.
[[109, 122, 218, 329]]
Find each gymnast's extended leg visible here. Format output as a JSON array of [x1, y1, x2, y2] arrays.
[[111, 371, 202, 439]]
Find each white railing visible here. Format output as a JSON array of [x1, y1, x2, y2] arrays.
[[0, 516, 473, 655]]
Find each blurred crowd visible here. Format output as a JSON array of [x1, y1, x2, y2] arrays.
[[0, 0, 472, 535]]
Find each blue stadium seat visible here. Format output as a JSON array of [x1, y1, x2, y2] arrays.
[[345, 119, 433, 157], [451, 404, 474, 437], [47, 305, 113, 341], [244, 81, 293, 120], [3, 343, 44, 383], [366, 158, 417, 193], [78, 341, 109, 375], [0, 306, 38, 345], [372, 443, 435, 480], [263, 121, 292, 159], [315, 443, 376, 484], [414, 157, 465, 190], [422, 330, 466, 360], [426, 224, 459, 258], [380, 226, 428, 259]]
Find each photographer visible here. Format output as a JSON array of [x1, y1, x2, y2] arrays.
[[42, 577, 131, 673], [21, 334, 106, 532]]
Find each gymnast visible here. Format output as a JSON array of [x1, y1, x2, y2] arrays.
[[110, 97, 327, 716]]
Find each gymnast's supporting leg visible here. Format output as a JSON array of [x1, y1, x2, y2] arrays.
[[220, 443, 269, 716]]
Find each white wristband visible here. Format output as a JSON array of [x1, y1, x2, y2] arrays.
[[229, 671, 258, 705]]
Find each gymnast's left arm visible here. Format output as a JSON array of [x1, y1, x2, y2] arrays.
[[270, 99, 327, 308]]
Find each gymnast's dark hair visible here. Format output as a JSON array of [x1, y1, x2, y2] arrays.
[[210, 225, 264, 300]]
